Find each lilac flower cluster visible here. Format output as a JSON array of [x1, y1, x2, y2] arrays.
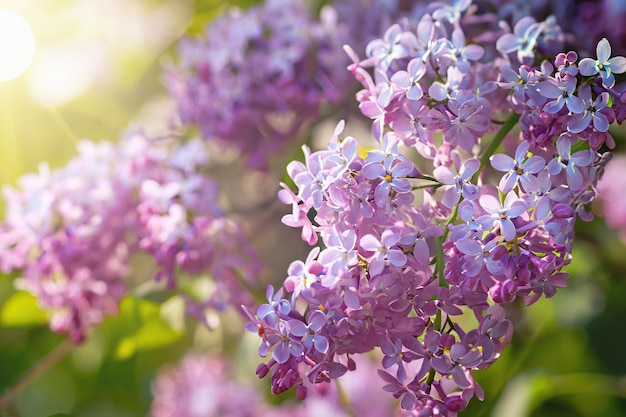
[[475, 0, 626, 56], [243, 1, 624, 415], [0, 131, 260, 343], [150, 352, 397, 417], [165, 0, 354, 170], [151, 353, 265, 417]]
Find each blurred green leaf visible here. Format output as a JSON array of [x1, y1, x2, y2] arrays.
[[0, 291, 47, 328], [108, 296, 183, 360]]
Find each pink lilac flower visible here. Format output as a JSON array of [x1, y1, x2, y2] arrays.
[[1, 140, 133, 343], [151, 354, 260, 417]]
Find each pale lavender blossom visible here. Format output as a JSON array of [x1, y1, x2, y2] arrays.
[[433, 158, 480, 208], [360, 227, 408, 277], [546, 134, 597, 190], [490, 141, 546, 193], [567, 84, 610, 133], [578, 37, 626, 88], [478, 193, 528, 241]]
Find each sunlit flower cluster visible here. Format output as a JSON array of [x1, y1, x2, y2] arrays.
[[243, 1, 624, 414], [0, 130, 259, 342]]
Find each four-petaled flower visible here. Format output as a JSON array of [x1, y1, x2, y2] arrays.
[[490, 141, 546, 194], [578, 38, 626, 88], [547, 134, 597, 190], [478, 193, 528, 241], [360, 227, 408, 276], [433, 158, 480, 208]]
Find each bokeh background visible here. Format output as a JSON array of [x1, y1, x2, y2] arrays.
[[0, 0, 625, 416]]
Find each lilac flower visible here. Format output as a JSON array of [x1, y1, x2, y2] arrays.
[[536, 76, 584, 114], [256, 285, 291, 327], [496, 65, 536, 107], [278, 183, 318, 246], [496, 16, 543, 63], [455, 236, 506, 277], [433, 158, 480, 208], [166, 0, 353, 169], [478, 193, 528, 241], [578, 38, 626, 88], [597, 154, 626, 242], [360, 228, 408, 277], [318, 228, 358, 287], [377, 369, 419, 410], [445, 100, 492, 150], [362, 154, 415, 209], [366, 23, 417, 71], [552, 50, 578, 76], [247, 3, 624, 413], [439, 26, 485, 73], [151, 354, 261, 417], [490, 141, 546, 194], [546, 134, 597, 191], [391, 57, 426, 101], [289, 311, 329, 354], [267, 320, 304, 364], [284, 247, 321, 300], [567, 84, 610, 133], [381, 336, 418, 381]]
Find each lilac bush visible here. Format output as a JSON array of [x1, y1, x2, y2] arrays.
[[2, 0, 625, 415], [243, 1, 626, 415]]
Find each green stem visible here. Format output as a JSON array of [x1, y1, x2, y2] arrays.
[[0, 339, 75, 411], [472, 112, 521, 184], [434, 203, 458, 288], [435, 235, 446, 288]]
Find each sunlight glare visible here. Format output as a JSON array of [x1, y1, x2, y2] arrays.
[[0, 9, 35, 82]]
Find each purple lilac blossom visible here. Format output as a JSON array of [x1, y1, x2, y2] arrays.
[[475, 0, 626, 56], [165, 0, 355, 170], [151, 352, 400, 417], [243, 1, 623, 415], [0, 130, 260, 342]]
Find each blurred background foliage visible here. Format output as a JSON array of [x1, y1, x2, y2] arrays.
[[0, 0, 625, 416]]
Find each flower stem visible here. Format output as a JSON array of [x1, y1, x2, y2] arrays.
[[472, 112, 521, 184], [0, 338, 75, 411]]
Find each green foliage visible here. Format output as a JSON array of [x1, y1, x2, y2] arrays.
[[103, 296, 183, 360], [0, 291, 47, 328]]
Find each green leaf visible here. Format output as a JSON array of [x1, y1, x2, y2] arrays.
[[108, 296, 183, 360], [0, 291, 47, 328]]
